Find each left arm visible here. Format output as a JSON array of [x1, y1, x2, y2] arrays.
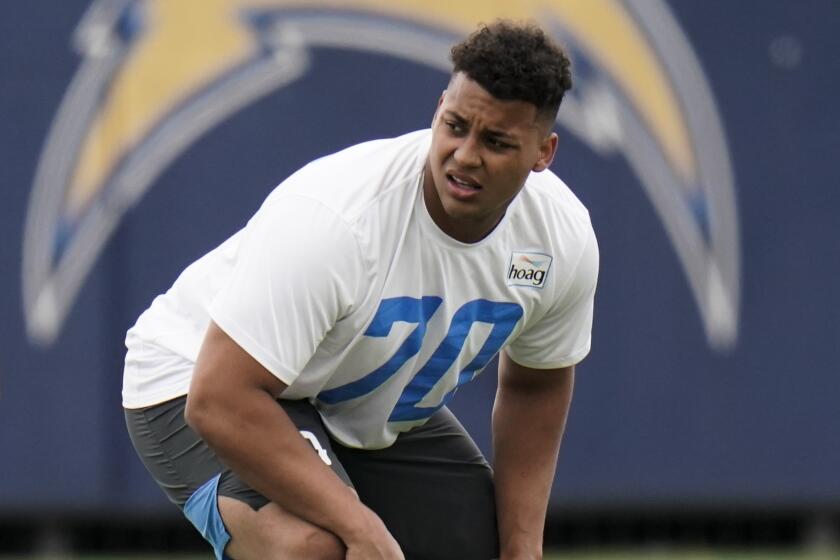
[[492, 350, 575, 560]]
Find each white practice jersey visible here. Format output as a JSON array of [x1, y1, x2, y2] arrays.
[[123, 129, 598, 449]]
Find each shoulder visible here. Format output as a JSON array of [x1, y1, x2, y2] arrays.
[[511, 170, 598, 301], [262, 129, 430, 222], [523, 169, 591, 222], [515, 169, 596, 249]]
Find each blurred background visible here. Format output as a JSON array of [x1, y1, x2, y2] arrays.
[[1, 0, 838, 558]]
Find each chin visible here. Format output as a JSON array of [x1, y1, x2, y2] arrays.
[[439, 196, 477, 218]]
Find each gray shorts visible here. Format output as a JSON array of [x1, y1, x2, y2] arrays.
[[125, 396, 499, 560]]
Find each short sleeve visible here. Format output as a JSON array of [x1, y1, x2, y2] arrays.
[[506, 226, 599, 369], [209, 195, 365, 385]]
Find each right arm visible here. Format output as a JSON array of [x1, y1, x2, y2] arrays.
[[185, 320, 403, 559]]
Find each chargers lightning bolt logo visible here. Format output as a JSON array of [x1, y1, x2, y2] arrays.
[[23, 0, 739, 350]]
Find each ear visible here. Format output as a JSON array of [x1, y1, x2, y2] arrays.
[[431, 90, 446, 126], [532, 132, 559, 172]]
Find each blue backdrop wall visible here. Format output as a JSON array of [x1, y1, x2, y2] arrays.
[[1, 0, 838, 515]]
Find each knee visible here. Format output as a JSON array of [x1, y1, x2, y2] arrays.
[[288, 525, 345, 560]]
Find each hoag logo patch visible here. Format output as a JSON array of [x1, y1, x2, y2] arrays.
[[507, 252, 552, 288]]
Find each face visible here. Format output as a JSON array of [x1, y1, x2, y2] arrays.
[[424, 72, 558, 243]]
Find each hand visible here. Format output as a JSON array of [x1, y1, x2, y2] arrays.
[[343, 507, 404, 560]]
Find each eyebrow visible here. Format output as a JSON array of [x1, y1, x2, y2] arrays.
[[443, 110, 518, 141]]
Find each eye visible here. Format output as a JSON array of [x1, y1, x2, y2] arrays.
[[444, 120, 465, 134], [486, 137, 513, 150]]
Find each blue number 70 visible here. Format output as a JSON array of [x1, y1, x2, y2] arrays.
[[318, 297, 523, 422]]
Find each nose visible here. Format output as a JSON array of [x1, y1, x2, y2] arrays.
[[453, 135, 481, 168]]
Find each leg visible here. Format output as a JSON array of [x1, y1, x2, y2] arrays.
[[333, 407, 499, 560], [126, 396, 350, 559], [218, 498, 344, 560]]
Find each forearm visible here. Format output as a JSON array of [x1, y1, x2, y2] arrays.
[[186, 386, 371, 545], [492, 357, 574, 559], [186, 321, 401, 557]]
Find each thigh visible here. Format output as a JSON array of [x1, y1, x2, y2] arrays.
[[125, 395, 234, 507], [126, 396, 351, 559], [126, 397, 352, 506], [333, 407, 499, 560]]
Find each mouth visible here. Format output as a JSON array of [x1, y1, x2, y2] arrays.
[[446, 172, 482, 194]]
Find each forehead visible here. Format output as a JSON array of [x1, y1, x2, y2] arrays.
[[442, 73, 541, 133]]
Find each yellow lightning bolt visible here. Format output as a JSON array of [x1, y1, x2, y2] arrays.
[[67, 0, 254, 218], [65, 0, 695, 218]]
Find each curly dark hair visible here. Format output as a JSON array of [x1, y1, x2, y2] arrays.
[[451, 20, 572, 120]]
